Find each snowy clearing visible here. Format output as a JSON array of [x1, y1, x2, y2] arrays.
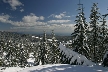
[[0, 64, 108, 72]]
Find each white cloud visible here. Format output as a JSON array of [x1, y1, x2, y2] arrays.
[[0, 13, 75, 34], [48, 14, 54, 18], [22, 13, 40, 23], [10, 23, 75, 34], [20, 9, 24, 12], [0, 14, 11, 23], [22, 13, 45, 22], [65, 16, 71, 17], [40, 16, 44, 20], [3, 0, 23, 10], [48, 20, 71, 23], [0, 13, 46, 26], [49, 24, 75, 29], [48, 12, 71, 19], [55, 13, 65, 19], [51, 24, 75, 33]]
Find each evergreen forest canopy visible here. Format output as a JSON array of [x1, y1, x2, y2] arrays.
[[0, 3, 108, 67], [71, 3, 108, 63]]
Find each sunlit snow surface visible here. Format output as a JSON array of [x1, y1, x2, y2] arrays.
[[0, 64, 108, 72], [0, 67, 26, 72], [58, 43, 95, 66]]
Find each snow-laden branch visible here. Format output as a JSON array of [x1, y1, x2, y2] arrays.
[[58, 43, 95, 66]]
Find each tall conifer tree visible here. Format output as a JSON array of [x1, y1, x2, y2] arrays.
[[99, 14, 108, 62], [71, 0, 89, 59], [89, 3, 101, 62]]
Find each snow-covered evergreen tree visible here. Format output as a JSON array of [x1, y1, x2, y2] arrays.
[[88, 3, 101, 63], [36, 30, 61, 65], [16, 43, 28, 67], [38, 31, 48, 65], [0, 40, 6, 66], [71, 2, 89, 59], [5, 40, 14, 67], [99, 14, 108, 62], [102, 50, 108, 67], [48, 30, 60, 64]]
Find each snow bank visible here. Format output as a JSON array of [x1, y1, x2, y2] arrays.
[[0, 67, 26, 72], [58, 43, 95, 66], [17, 64, 108, 72]]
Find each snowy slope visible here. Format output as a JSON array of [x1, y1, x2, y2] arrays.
[[13, 64, 108, 72], [58, 43, 95, 66]]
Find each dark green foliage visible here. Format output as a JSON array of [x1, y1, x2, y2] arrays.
[[98, 14, 108, 62], [48, 30, 61, 64], [71, 3, 89, 59], [37, 31, 61, 65], [88, 3, 102, 63], [71, 3, 108, 63]]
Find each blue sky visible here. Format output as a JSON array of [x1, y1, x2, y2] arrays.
[[0, 0, 108, 35]]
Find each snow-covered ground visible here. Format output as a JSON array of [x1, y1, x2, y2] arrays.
[[0, 67, 26, 72], [0, 64, 108, 72]]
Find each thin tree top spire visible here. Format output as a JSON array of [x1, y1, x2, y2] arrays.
[[51, 30, 56, 40], [77, 0, 84, 12], [78, 0, 81, 5]]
